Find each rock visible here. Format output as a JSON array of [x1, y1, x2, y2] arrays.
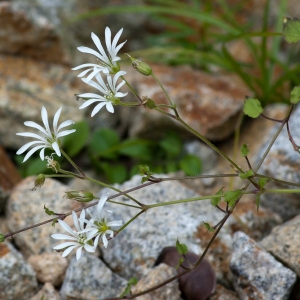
[[155, 247, 216, 300], [256, 104, 300, 220], [131, 263, 181, 300], [28, 252, 67, 286], [123, 64, 249, 141], [230, 231, 296, 300], [0, 2, 71, 64], [30, 282, 60, 300], [209, 283, 239, 300], [60, 253, 127, 300], [0, 145, 21, 213], [0, 54, 86, 150], [0, 242, 38, 300], [98, 174, 282, 288], [6, 176, 80, 257], [260, 214, 300, 277]]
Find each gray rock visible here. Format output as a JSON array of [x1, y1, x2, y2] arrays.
[[260, 214, 300, 277], [99, 175, 224, 280], [6, 177, 80, 257], [256, 104, 300, 220], [60, 253, 127, 300], [0, 242, 38, 300], [230, 231, 296, 300], [131, 263, 181, 300]]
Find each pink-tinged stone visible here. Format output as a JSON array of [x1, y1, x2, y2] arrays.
[[123, 64, 250, 141]]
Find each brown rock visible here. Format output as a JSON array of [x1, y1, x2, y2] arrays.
[[0, 2, 70, 64], [30, 282, 60, 300], [0, 145, 21, 212], [123, 64, 250, 141], [28, 253, 67, 286], [0, 54, 85, 149]]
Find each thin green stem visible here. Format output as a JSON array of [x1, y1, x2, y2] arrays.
[[60, 148, 85, 178], [151, 73, 174, 107]]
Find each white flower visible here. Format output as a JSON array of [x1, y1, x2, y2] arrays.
[[85, 195, 123, 248], [77, 71, 128, 116], [16, 106, 76, 162], [72, 27, 126, 79], [51, 210, 100, 260]]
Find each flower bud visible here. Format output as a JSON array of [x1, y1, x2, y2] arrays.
[[33, 174, 45, 190], [126, 54, 152, 76], [65, 190, 96, 202]]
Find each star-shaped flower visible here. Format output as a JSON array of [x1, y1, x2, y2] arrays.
[[16, 106, 76, 162], [77, 70, 128, 116], [51, 210, 99, 260], [85, 195, 123, 248], [72, 27, 126, 79]]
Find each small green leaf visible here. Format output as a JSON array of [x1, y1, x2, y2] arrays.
[[62, 121, 89, 157], [224, 189, 242, 207], [283, 17, 300, 43], [290, 86, 300, 104], [176, 239, 188, 255], [241, 144, 249, 157], [258, 177, 269, 188], [203, 222, 215, 232], [0, 234, 6, 242], [52, 219, 58, 227], [211, 187, 223, 207], [175, 256, 185, 270], [119, 277, 138, 297], [179, 155, 202, 176], [243, 97, 263, 118], [44, 205, 55, 216], [239, 170, 254, 180]]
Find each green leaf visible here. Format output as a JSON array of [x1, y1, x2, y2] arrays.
[[240, 144, 249, 157], [224, 189, 242, 207], [203, 222, 215, 232], [118, 138, 153, 160], [258, 177, 269, 188], [175, 256, 185, 270], [0, 234, 6, 242], [243, 97, 263, 118], [176, 239, 188, 255], [283, 17, 300, 43], [88, 128, 120, 159], [100, 162, 127, 183], [44, 205, 55, 216], [211, 187, 223, 207], [179, 155, 202, 176], [290, 86, 300, 104], [52, 219, 58, 227], [62, 121, 89, 157], [119, 277, 138, 297], [159, 132, 182, 158], [239, 170, 254, 180]]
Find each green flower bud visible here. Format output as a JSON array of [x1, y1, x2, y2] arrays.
[[33, 174, 46, 190], [126, 54, 152, 76], [65, 190, 96, 202], [0, 234, 6, 242], [138, 165, 150, 175]]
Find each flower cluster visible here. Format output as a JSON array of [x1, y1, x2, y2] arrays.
[[73, 27, 128, 116], [16, 106, 76, 162], [51, 195, 122, 260]]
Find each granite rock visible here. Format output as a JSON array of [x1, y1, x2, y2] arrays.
[[60, 253, 127, 300], [0, 242, 38, 300], [230, 231, 296, 300], [260, 214, 300, 277], [6, 176, 80, 257]]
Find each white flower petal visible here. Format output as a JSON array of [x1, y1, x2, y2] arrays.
[[16, 141, 44, 155], [58, 219, 76, 236], [76, 246, 82, 260], [22, 145, 45, 162], [91, 102, 110, 117], [62, 245, 78, 257], [51, 234, 78, 241], [52, 142, 61, 157]]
